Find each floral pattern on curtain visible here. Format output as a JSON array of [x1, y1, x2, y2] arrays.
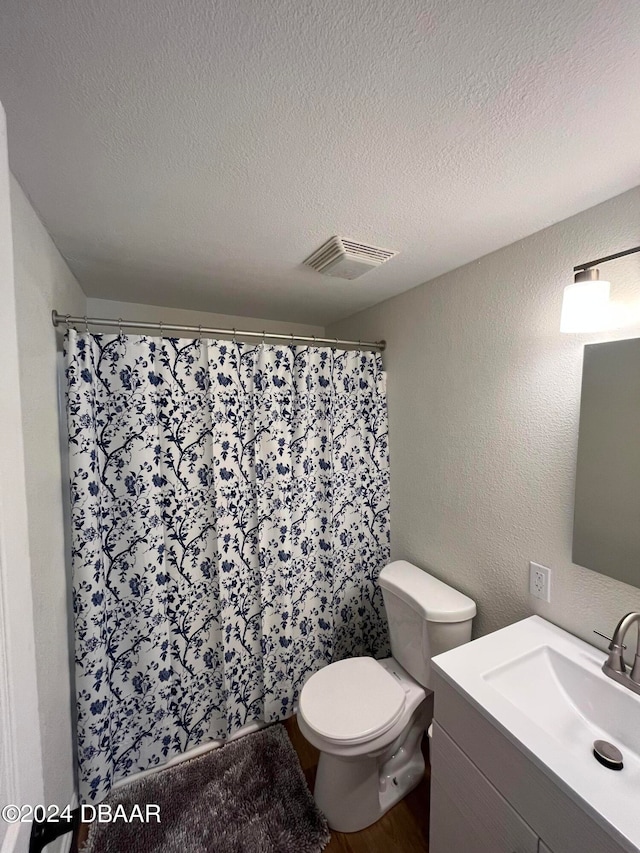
[[65, 331, 390, 803]]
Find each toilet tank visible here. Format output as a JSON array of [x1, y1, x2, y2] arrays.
[[378, 561, 476, 688]]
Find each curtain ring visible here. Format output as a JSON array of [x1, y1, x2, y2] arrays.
[[312, 335, 316, 346], [159, 321, 163, 338], [64, 314, 70, 331], [262, 330, 266, 344], [232, 327, 237, 343], [198, 325, 202, 341], [85, 315, 89, 333], [118, 317, 123, 336], [290, 333, 294, 345]]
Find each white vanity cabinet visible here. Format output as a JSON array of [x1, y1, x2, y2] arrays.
[[429, 670, 631, 853], [430, 722, 538, 853]]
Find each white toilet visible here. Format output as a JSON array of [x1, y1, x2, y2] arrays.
[[297, 559, 476, 833]]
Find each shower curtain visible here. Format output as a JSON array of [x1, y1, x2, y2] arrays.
[[65, 331, 390, 802]]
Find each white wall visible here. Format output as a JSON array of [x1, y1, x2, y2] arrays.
[[328, 186, 640, 649], [0, 105, 45, 853], [85, 298, 325, 339], [10, 174, 86, 810]]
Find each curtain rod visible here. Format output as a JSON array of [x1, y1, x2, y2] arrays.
[[51, 311, 386, 352]]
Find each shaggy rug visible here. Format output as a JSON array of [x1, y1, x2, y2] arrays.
[[83, 724, 330, 853]]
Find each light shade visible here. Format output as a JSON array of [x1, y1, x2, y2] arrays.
[[560, 270, 610, 333]]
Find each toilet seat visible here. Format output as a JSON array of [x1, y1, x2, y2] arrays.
[[299, 657, 406, 745]]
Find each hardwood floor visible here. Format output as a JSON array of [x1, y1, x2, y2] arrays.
[[74, 717, 431, 852], [74, 814, 89, 851], [284, 716, 431, 853]]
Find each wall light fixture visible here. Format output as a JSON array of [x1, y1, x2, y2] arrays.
[[561, 245, 640, 333]]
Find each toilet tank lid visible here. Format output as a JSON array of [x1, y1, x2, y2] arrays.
[[379, 560, 476, 622]]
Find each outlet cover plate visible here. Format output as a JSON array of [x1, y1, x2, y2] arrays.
[[529, 561, 551, 602]]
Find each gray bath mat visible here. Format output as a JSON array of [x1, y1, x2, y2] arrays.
[[83, 724, 330, 853]]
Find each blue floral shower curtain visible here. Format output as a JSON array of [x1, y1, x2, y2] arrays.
[[65, 331, 390, 802]]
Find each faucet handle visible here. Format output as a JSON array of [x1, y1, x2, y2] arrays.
[[594, 630, 626, 650]]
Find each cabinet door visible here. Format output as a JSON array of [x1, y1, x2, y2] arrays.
[[430, 722, 538, 853]]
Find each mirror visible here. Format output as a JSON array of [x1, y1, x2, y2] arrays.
[[573, 337, 640, 587]]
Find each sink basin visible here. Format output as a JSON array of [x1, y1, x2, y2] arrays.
[[484, 644, 640, 765], [432, 616, 640, 851]]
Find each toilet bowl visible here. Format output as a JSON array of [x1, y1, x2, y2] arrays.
[[298, 560, 476, 832], [298, 656, 429, 832]]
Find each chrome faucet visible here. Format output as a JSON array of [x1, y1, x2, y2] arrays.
[[595, 612, 640, 696]]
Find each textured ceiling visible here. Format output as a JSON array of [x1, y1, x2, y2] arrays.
[[1, 0, 639, 325]]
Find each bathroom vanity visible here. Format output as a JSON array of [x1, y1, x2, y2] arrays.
[[429, 617, 639, 853]]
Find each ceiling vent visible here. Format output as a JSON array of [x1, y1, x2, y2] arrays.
[[303, 236, 397, 280]]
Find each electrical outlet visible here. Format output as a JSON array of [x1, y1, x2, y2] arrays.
[[529, 561, 551, 602]]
